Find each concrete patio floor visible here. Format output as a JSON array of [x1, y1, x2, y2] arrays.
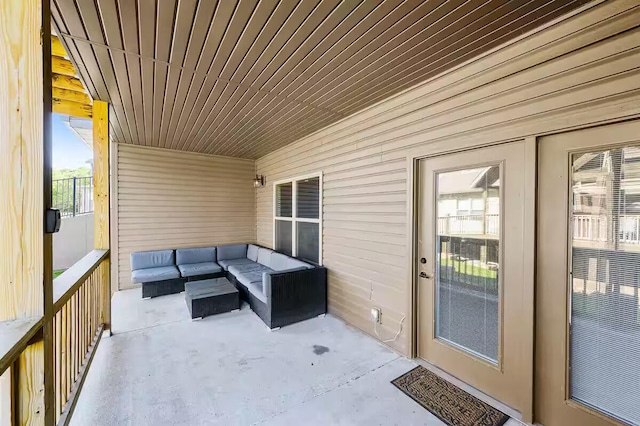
[[71, 288, 521, 426]]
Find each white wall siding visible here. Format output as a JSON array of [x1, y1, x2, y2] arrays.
[[256, 2, 640, 355], [115, 144, 256, 289]]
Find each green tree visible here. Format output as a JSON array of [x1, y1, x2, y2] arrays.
[[52, 167, 92, 215]]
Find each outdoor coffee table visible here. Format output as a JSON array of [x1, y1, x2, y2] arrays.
[[184, 278, 239, 319]]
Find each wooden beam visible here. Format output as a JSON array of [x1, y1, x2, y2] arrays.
[[52, 98, 92, 119], [52, 87, 91, 105], [51, 35, 66, 58], [52, 73, 85, 92], [0, 0, 48, 423], [52, 56, 76, 77], [93, 101, 111, 331]]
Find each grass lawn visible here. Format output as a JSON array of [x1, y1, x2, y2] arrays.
[[440, 258, 497, 279], [53, 269, 65, 279]]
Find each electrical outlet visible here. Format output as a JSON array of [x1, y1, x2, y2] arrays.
[[371, 307, 381, 323]]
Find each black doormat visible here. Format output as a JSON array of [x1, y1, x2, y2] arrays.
[[392, 366, 509, 426]]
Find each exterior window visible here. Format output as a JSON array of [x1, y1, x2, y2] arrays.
[[274, 174, 322, 264]]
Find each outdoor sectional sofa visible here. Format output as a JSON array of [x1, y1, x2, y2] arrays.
[[130, 244, 327, 329]]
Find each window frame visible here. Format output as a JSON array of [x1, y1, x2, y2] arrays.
[[273, 172, 323, 265]]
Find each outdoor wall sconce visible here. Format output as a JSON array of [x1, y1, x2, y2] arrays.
[[253, 174, 265, 188]]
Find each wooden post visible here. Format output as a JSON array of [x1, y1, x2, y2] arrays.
[[0, 0, 52, 424], [92, 101, 111, 332]]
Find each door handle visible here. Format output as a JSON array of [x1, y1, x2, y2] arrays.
[[419, 271, 432, 279]]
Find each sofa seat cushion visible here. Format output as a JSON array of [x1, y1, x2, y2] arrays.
[[236, 270, 265, 288], [248, 282, 267, 303], [132, 266, 180, 283], [218, 258, 254, 271], [228, 262, 269, 276], [176, 247, 216, 265], [178, 262, 222, 277], [131, 250, 175, 270]]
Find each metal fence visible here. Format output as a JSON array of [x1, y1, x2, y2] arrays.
[[52, 176, 94, 217]]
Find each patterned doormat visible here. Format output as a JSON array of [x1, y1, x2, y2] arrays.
[[392, 366, 509, 426]]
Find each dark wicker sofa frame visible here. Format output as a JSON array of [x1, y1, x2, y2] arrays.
[[228, 265, 327, 329]]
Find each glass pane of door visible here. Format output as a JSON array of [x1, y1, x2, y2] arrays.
[[570, 146, 640, 424], [436, 166, 501, 363]]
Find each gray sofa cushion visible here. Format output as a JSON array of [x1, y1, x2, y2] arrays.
[[131, 266, 180, 283], [287, 258, 312, 270], [228, 262, 269, 276], [176, 247, 216, 265], [131, 250, 174, 270], [236, 270, 264, 287], [270, 252, 290, 271], [257, 248, 274, 267], [218, 258, 254, 271], [248, 282, 267, 303], [217, 244, 248, 260], [247, 244, 259, 262], [178, 262, 222, 277]]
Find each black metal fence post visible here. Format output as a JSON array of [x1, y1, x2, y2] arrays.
[[72, 177, 77, 216]]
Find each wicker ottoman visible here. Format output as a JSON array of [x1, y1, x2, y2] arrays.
[[184, 278, 239, 319]]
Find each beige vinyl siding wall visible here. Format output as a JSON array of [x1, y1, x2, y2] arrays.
[[115, 144, 256, 290], [256, 1, 640, 356]]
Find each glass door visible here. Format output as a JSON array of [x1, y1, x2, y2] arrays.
[[417, 140, 532, 415], [537, 120, 640, 426]]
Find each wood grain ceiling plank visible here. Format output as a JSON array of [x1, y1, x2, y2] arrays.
[[197, 90, 270, 154], [284, 0, 436, 104], [251, 0, 353, 91], [175, 0, 279, 151], [75, 0, 134, 143], [333, 0, 580, 116], [181, 0, 258, 147], [54, 0, 133, 144], [152, 1, 176, 145], [265, 0, 398, 95], [165, 0, 218, 150], [304, 0, 469, 107], [158, 0, 198, 148], [187, 0, 324, 150], [138, 0, 157, 146], [118, 0, 146, 145], [207, 85, 287, 154], [234, 107, 336, 158], [98, 0, 139, 143], [176, 0, 239, 151], [231, 0, 321, 87], [179, 0, 299, 151], [318, 0, 530, 112]]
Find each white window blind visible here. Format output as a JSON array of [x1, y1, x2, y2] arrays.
[[274, 174, 322, 264], [570, 146, 640, 425]]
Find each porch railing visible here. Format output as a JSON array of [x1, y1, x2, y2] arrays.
[[52, 176, 94, 217], [573, 214, 640, 244], [438, 214, 499, 236], [0, 249, 109, 425]]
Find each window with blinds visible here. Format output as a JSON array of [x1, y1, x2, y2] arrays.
[[570, 146, 640, 425], [274, 174, 322, 264]]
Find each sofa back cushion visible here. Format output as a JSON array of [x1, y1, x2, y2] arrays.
[[176, 247, 216, 265], [257, 248, 274, 267], [287, 258, 312, 270], [270, 253, 290, 271], [217, 244, 248, 260], [131, 250, 174, 270], [247, 244, 259, 262]]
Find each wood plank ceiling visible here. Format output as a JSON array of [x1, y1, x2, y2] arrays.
[[51, 0, 590, 159]]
